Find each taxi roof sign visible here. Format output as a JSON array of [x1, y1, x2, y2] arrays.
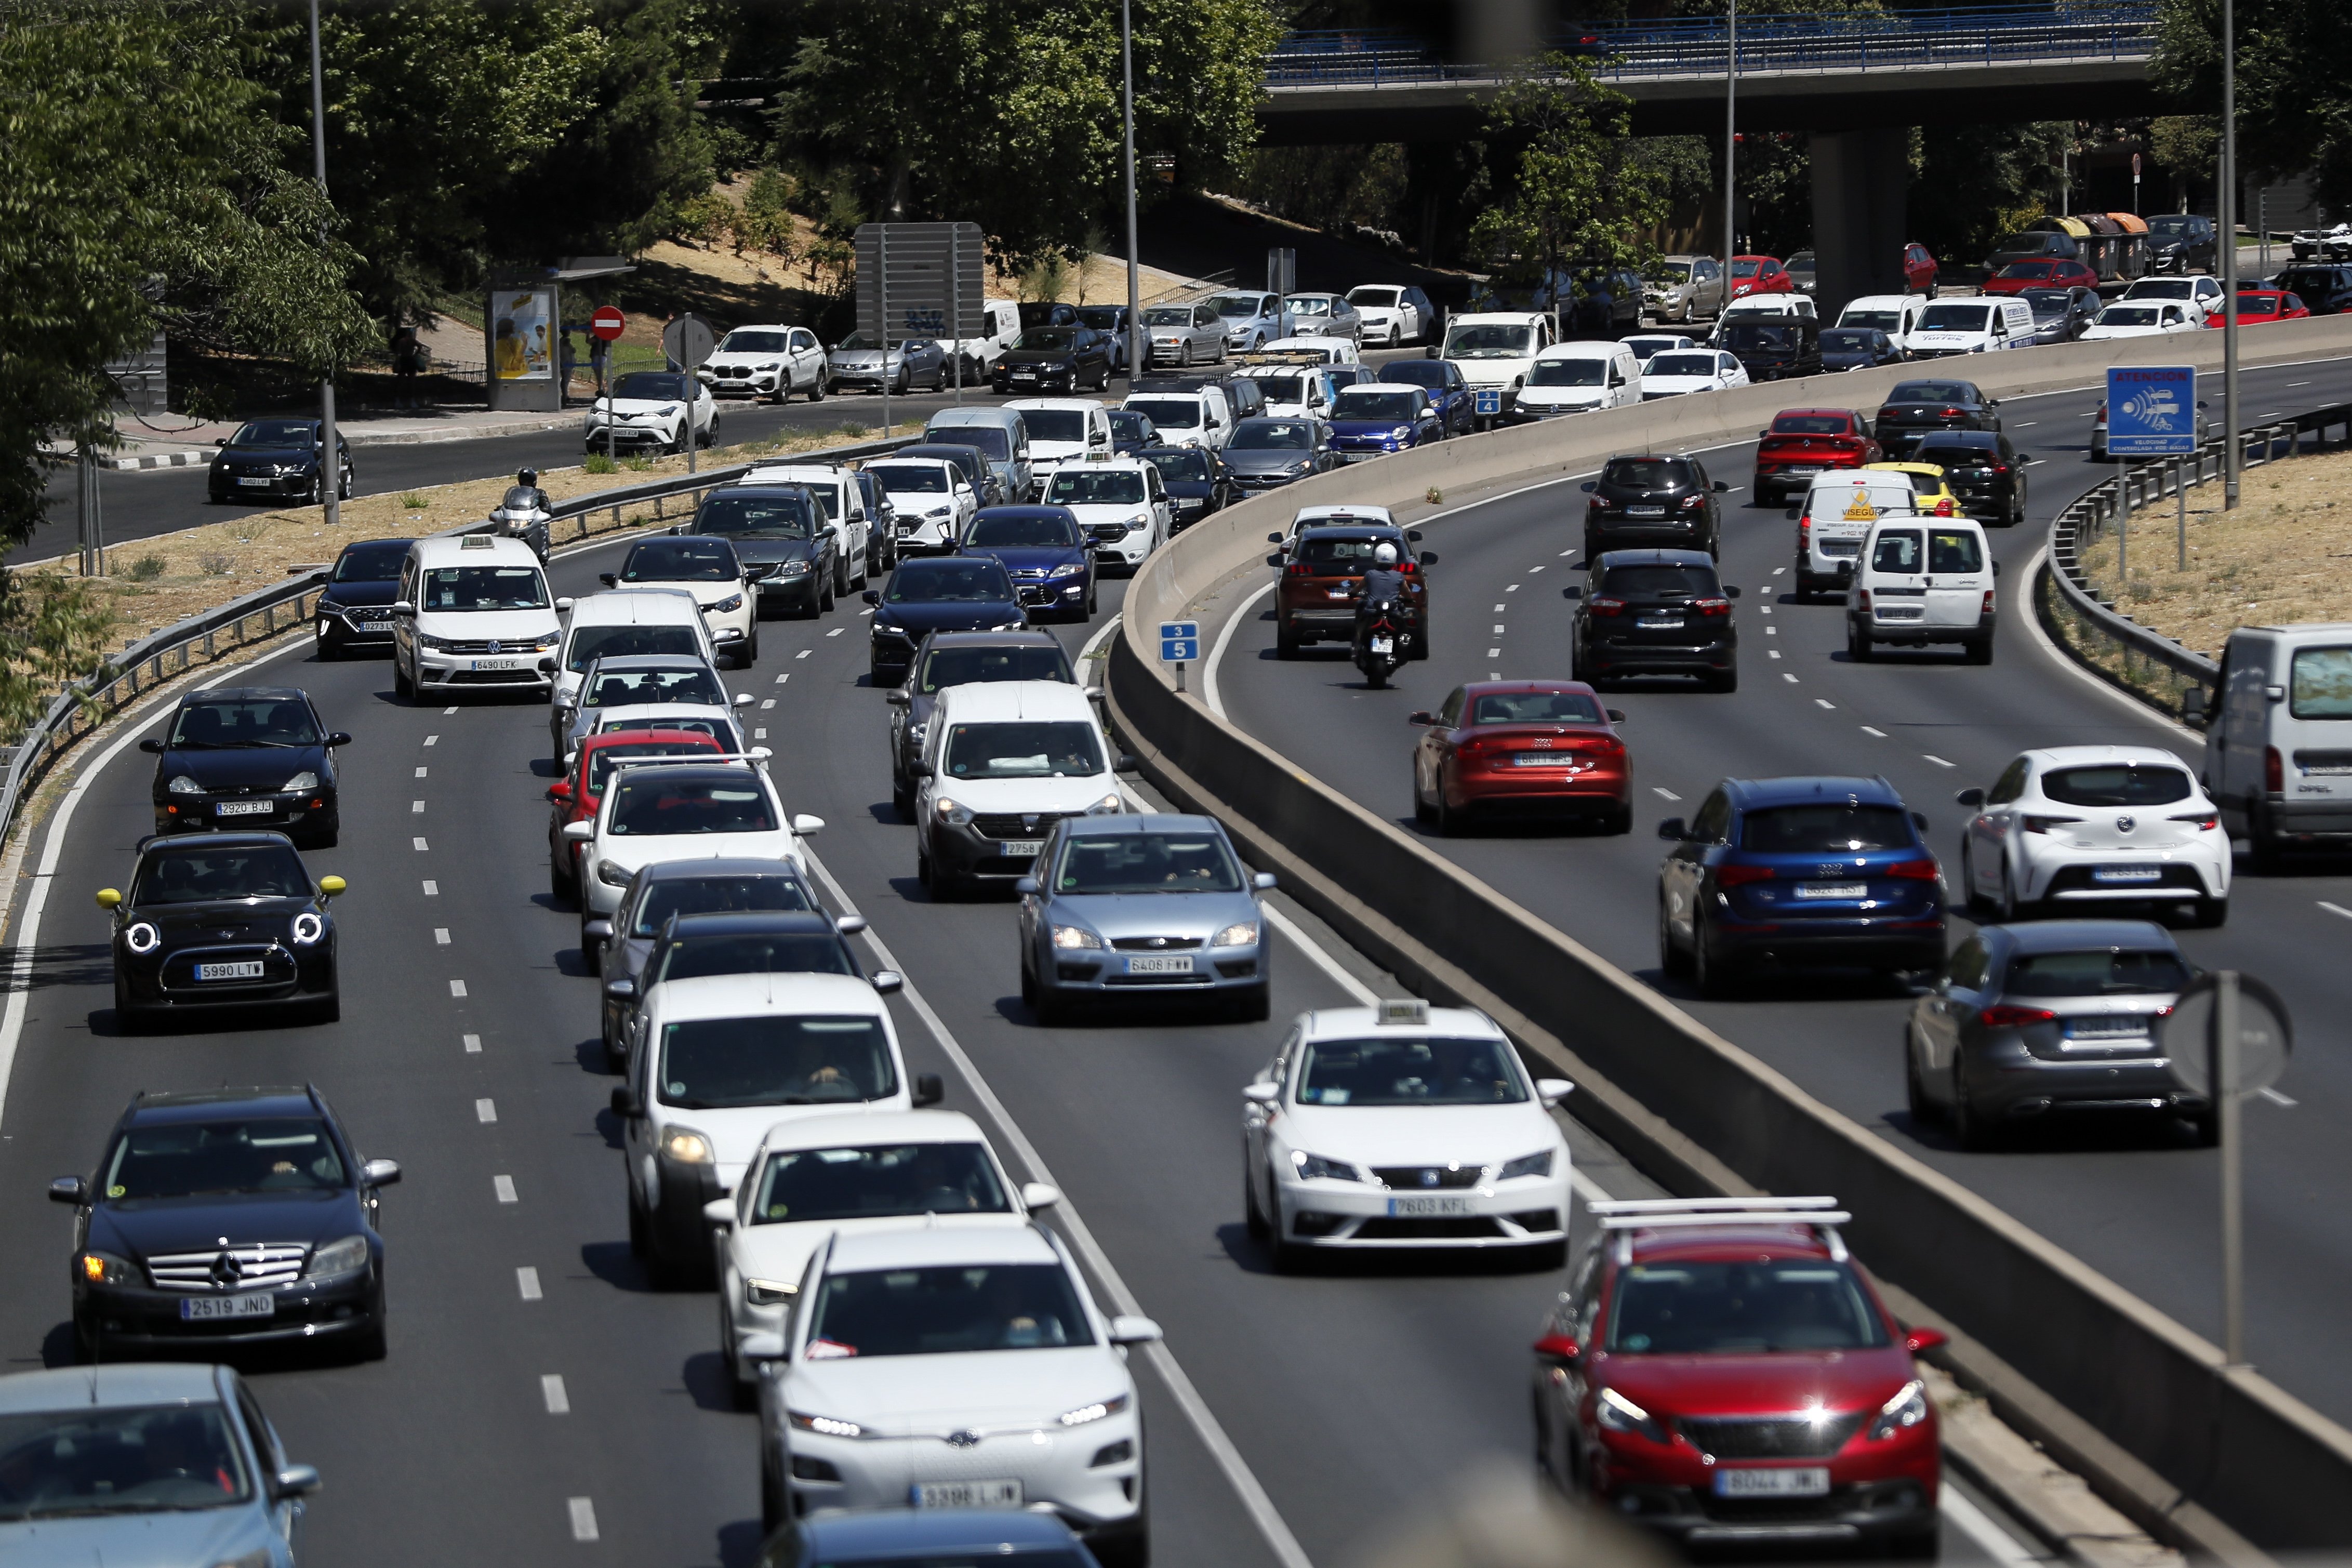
[[1376, 998, 1431, 1026]]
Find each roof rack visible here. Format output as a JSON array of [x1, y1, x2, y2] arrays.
[[604, 748, 773, 772], [1237, 348, 1334, 366], [1588, 1196, 1850, 1264]]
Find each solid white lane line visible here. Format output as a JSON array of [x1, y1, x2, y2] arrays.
[[449, 979, 467, 997], [423, 880, 440, 895], [463, 1033, 481, 1053], [1260, 904, 1378, 1005], [1941, 1483, 2043, 1568], [2260, 1087, 2298, 1108], [1204, 583, 1276, 718], [475, 1098, 496, 1123], [494, 1175, 518, 1203], [568, 1498, 599, 1542], [1863, 726, 1888, 737], [517, 1267, 542, 1300], [2318, 901, 2352, 922], [434, 928, 450, 945], [542, 1375, 570, 1414], [1924, 755, 1955, 768], [797, 848, 1317, 1568]]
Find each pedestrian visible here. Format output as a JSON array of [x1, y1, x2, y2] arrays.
[[390, 324, 422, 409], [560, 332, 579, 404]]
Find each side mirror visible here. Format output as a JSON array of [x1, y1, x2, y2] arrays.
[[1533, 1332, 1581, 1363], [1903, 1326, 1950, 1356], [1417, 551, 1438, 566], [214, 437, 229, 447], [1021, 1181, 1062, 1212], [1244, 871, 1275, 892], [733, 692, 755, 708], [1758, 430, 1771, 439], [609, 1087, 643, 1118], [1536, 1078, 1573, 1105], [538, 658, 556, 674], [1785, 507, 1801, 521], [1580, 481, 1597, 493], [1954, 787, 1985, 808], [791, 814, 826, 834], [1605, 708, 1627, 723], [1108, 1315, 1164, 1346], [1657, 817, 1688, 841], [582, 918, 613, 942], [1114, 754, 1139, 774], [1715, 481, 1731, 492], [326, 732, 352, 748], [861, 591, 881, 605], [272, 1465, 323, 1500], [48, 1176, 86, 1206], [546, 781, 573, 802], [2182, 688, 2209, 723], [554, 597, 575, 613], [835, 915, 869, 936], [912, 1072, 944, 1108], [702, 1198, 735, 1229], [599, 574, 618, 589], [869, 970, 904, 995], [391, 601, 416, 617], [603, 978, 636, 1002], [563, 821, 595, 843], [1268, 532, 1285, 543], [317, 875, 346, 899], [361, 1158, 401, 1187], [96, 888, 122, 911], [1407, 530, 1424, 542], [885, 689, 910, 706], [1725, 585, 1742, 599], [1014, 876, 1041, 896], [911, 762, 933, 780], [138, 737, 165, 754], [1407, 710, 1436, 725], [1243, 1081, 1280, 1105], [1911, 810, 1930, 832], [1424, 345, 1438, 358], [1266, 554, 1285, 568]]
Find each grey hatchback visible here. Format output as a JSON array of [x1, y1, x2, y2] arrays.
[[1016, 813, 1275, 1024]]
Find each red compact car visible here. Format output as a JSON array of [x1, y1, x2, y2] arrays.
[[1983, 258, 2098, 296], [1901, 242, 1940, 295], [1729, 256, 1793, 299], [1751, 409, 1883, 506], [1407, 681, 1629, 834], [2212, 288, 2310, 325], [1532, 1197, 1946, 1555], [546, 728, 724, 900]]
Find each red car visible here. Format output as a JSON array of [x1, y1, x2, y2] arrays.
[[1407, 681, 1630, 834], [1729, 256, 1793, 299], [546, 728, 724, 900], [1751, 409, 1883, 506], [2211, 288, 2310, 325], [1532, 1197, 1947, 1554], [1983, 258, 2098, 296], [1901, 241, 1940, 295]]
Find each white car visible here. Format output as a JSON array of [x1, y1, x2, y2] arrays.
[[546, 587, 714, 759], [614, 972, 933, 1283], [585, 369, 717, 454], [1508, 341, 1640, 419], [599, 536, 759, 666], [699, 324, 828, 403], [1955, 746, 2230, 925], [557, 655, 750, 762], [912, 680, 1126, 894], [1346, 284, 1433, 347], [2121, 275, 2224, 321], [392, 534, 561, 703], [1119, 386, 1233, 451], [1241, 999, 1573, 1268], [1638, 347, 1750, 400], [759, 1223, 1159, 1564], [866, 458, 979, 556], [1236, 363, 1336, 420], [1040, 459, 1171, 574], [1004, 399, 1111, 486], [1622, 333, 1697, 364], [1257, 335, 1361, 366], [2081, 301, 2202, 340], [1845, 512, 1996, 663], [710, 1110, 1058, 1397], [740, 463, 872, 592], [565, 758, 822, 955]]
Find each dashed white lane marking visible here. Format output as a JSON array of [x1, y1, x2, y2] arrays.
[[774, 673, 788, 684], [755, 728, 767, 740], [1863, 726, 1888, 737], [568, 1498, 598, 1542], [411, 801, 424, 813], [1494, 603, 1507, 612], [412, 837, 429, 852], [1506, 584, 1520, 592], [1529, 565, 1545, 573], [1653, 787, 1681, 801], [449, 979, 468, 997], [463, 1033, 481, 1053], [826, 627, 844, 637], [475, 1098, 496, 1123], [1782, 672, 1798, 682], [423, 735, 438, 747], [2260, 1087, 2298, 1108], [1769, 650, 1782, 659], [1815, 699, 1836, 709], [517, 1267, 542, 1300], [541, 1375, 569, 1414], [1492, 624, 1506, 634], [442, 706, 457, 715], [1773, 566, 1786, 575], [2014, 421, 2037, 428], [1923, 754, 1955, 768], [422, 880, 439, 895], [1486, 648, 1500, 658], [434, 928, 450, 945], [1560, 548, 1575, 556], [2319, 900, 2352, 922], [494, 1175, 518, 1203], [795, 649, 813, 659], [761, 699, 776, 709], [2289, 381, 2313, 387], [414, 766, 428, 778]]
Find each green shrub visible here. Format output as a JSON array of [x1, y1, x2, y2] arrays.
[[117, 554, 166, 582]]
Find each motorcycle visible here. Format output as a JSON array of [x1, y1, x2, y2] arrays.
[[1352, 595, 1413, 689], [489, 486, 553, 561]]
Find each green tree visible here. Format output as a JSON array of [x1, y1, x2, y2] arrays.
[[2154, 0, 2351, 215]]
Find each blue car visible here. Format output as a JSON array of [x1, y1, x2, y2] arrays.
[[862, 556, 1029, 685], [1326, 382, 1444, 463], [755, 1508, 1102, 1568], [1376, 356, 1475, 436], [1656, 775, 1946, 996], [959, 506, 1097, 622]]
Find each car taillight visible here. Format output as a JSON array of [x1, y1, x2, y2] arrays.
[[1587, 596, 1626, 617], [2170, 811, 2221, 830], [1715, 863, 1775, 887], [1979, 1004, 2058, 1029], [1285, 562, 1310, 576], [1581, 736, 1627, 757], [1941, 406, 1965, 417], [2265, 745, 2283, 794], [1589, 496, 1611, 512], [1990, 463, 2010, 474], [1693, 596, 1731, 617], [1798, 517, 1811, 547], [1882, 857, 1939, 881], [1680, 493, 1705, 509], [1857, 589, 1873, 610], [2022, 815, 2080, 834], [1982, 589, 1996, 614]]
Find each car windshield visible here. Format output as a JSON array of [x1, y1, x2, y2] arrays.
[[698, 494, 816, 537], [1723, 323, 1796, 349], [332, 542, 407, 582], [0, 1404, 254, 1519], [1916, 437, 1998, 462], [630, 873, 812, 936], [1739, 804, 1913, 853], [1107, 410, 1154, 442], [1333, 389, 1422, 419], [918, 644, 1074, 693], [623, 539, 737, 582], [1773, 414, 1851, 435], [2147, 216, 2200, 238], [1295, 1034, 1526, 1106], [613, 372, 693, 401], [833, 332, 885, 350], [601, 714, 736, 750], [1229, 420, 1315, 450], [1018, 329, 1083, 353], [1208, 295, 1267, 318], [2099, 306, 2164, 326], [1019, 409, 1086, 443], [1445, 324, 1533, 357], [420, 565, 548, 611], [2023, 290, 2077, 318], [1123, 398, 1198, 430], [1347, 287, 1401, 307], [1890, 381, 1975, 404], [1047, 469, 1148, 504], [566, 624, 700, 673], [2038, 764, 2193, 806], [1142, 307, 1194, 326], [167, 697, 319, 749], [2003, 949, 2192, 997], [1820, 330, 1878, 353], [653, 931, 856, 984], [1074, 307, 1124, 330], [718, 330, 789, 354], [1840, 309, 1900, 330], [1607, 1260, 1888, 1353], [130, 845, 309, 903], [748, 1141, 1010, 1226], [2131, 280, 2194, 298], [104, 1117, 346, 1199], [1288, 297, 1333, 316], [1918, 304, 1994, 332], [885, 561, 1016, 603], [227, 419, 315, 449], [1657, 261, 1694, 281], [2290, 646, 2352, 719], [608, 774, 775, 835], [1471, 690, 1603, 725], [943, 721, 1104, 779], [1145, 449, 1210, 482], [1598, 565, 1716, 597], [967, 513, 1080, 548], [1603, 458, 1689, 488], [933, 427, 1011, 460], [587, 738, 718, 792], [1525, 355, 1607, 387], [870, 465, 951, 496], [657, 1015, 895, 1109], [804, 1263, 1093, 1358], [1731, 259, 1766, 278], [1379, 364, 1447, 392], [1647, 353, 1720, 377], [584, 666, 723, 709], [1051, 831, 1244, 893]]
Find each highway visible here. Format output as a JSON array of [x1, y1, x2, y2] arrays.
[[1212, 352, 2352, 1431], [0, 462, 2050, 1565]]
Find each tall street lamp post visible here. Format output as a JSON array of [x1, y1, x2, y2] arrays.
[[308, 0, 340, 528], [1122, 0, 1143, 384], [2221, 0, 2240, 509]]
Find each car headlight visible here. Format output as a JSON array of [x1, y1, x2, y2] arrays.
[[1597, 1387, 1670, 1444], [1059, 1394, 1130, 1427], [282, 770, 320, 793], [789, 1411, 864, 1438], [745, 1277, 798, 1307], [1497, 1149, 1554, 1180], [712, 594, 744, 613], [933, 796, 973, 827], [124, 922, 160, 955], [168, 775, 204, 795], [595, 858, 632, 887], [530, 632, 561, 651], [1283, 461, 1310, 475], [291, 911, 325, 946], [77, 1250, 135, 1286], [1084, 792, 1124, 815], [1391, 426, 1412, 440], [416, 630, 455, 652], [304, 1233, 370, 1278], [1124, 513, 1149, 532], [1289, 1151, 1360, 1182], [657, 404, 680, 417], [1211, 920, 1258, 948], [1045, 563, 1083, 579], [1870, 1378, 1929, 1441], [779, 560, 812, 577], [661, 1127, 713, 1164], [1052, 924, 1104, 950]]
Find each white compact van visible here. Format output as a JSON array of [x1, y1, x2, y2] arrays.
[[1121, 385, 1234, 450], [1837, 294, 1930, 353], [1846, 514, 1997, 663], [1904, 296, 2035, 358], [393, 534, 562, 703], [1004, 398, 1112, 484], [2201, 624, 2352, 866], [911, 679, 1127, 895], [1791, 472, 1924, 596], [1437, 312, 1557, 428], [1508, 341, 1641, 420]]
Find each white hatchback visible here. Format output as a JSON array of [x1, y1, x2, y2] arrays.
[[1637, 347, 1750, 400], [1956, 746, 2230, 925]]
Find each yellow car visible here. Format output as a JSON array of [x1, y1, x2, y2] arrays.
[[1863, 461, 1961, 514]]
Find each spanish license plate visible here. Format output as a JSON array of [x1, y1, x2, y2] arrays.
[[1512, 753, 1576, 767], [911, 1480, 1022, 1509], [898, 524, 917, 536], [1794, 883, 1867, 899], [1342, 451, 1378, 462], [1787, 465, 1825, 474], [472, 658, 525, 671], [215, 799, 272, 816], [1127, 954, 1195, 975], [355, 621, 391, 633], [1628, 505, 1667, 516], [180, 1293, 276, 1322], [2093, 865, 2163, 883], [236, 476, 272, 487], [1715, 1467, 1829, 1498], [998, 840, 1043, 858], [2065, 1016, 2149, 1039], [1877, 606, 1924, 620], [1637, 613, 1682, 629], [196, 961, 267, 981], [1388, 1195, 1473, 1217]]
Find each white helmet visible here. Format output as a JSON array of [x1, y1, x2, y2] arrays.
[[1373, 542, 1399, 566]]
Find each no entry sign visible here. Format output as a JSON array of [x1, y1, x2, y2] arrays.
[[589, 307, 627, 342]]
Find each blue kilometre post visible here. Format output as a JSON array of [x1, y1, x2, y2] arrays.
[[1160, 621, 1201, 694]]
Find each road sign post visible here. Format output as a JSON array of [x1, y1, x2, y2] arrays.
[[591, 308, 626, 469], [662, 314, 717, 475], [1160, 620, 1201, 694], [855, 222, 988, 435]]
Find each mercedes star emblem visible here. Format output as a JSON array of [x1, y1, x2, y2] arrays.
[[209, 1251, 244, 1289]]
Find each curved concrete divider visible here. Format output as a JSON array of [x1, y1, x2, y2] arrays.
[[1107, 317, 2352, 1554]]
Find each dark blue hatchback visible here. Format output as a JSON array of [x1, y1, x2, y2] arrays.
[[1656, 776, 1945, 995], [959, 506, 1096, 622], [1327, 383, 1444, 461], [756, 1507, 1101, 1568]]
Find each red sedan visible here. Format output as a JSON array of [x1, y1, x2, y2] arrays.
[[1751, 408, 1883, 506], [1408, 681, 1629, 834], [2210, 288, 2310, 325], [546, 728, 724, 900], [1729, 256, 1793, 299], [1984, 258, 2099, 296], [1902, 241, 1940, 294], [1531, 1198, 1947, 1555]]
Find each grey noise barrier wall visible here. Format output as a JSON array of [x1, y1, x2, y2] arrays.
[[1105, 320, 2352, 1554]]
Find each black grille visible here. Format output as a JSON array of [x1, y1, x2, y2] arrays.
[[1371, 1165, 1481, 1190], [446, 669, 543, 685], [971, 814, 1069, 840], [2044, 864, 2205, 895], [1110, 936, 1201, 951], [1677, 1413, 1865, 1460], [1354, 1216, 1504, 1240]]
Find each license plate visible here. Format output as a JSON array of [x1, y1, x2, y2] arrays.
[[898, 524, 917, 536], [236, 476, 272, 487], [196, 961, 267, 981], [180, 1293, 276, 1322], [1474, 390, 1503, 415], [1326, 590, 1352, 600], [1794, 883, 1867, 900], [1637, 614, 1682, 629], [998, 840, 1043, 858], [1512, 753, 1577, 767], [1821, 541, 1860, 556], [472, 658, 526, 671], [1370, 637, 1393, 654], [1877, 606, 1924, 620], [1341, 451, 1378, 462], [2065, 1016, 2149, 1039], [1388, 1195, 1473, 1217], [354, 621, 391, 633], [911, 1480, 1022, 1509], [1628, 506, 1667, 517], [2093, 865, 2163, 883], [1715, 1467, 1829, 1498], [1787, 465, 1825, 474], [1127, 954, 1195, 974], [215, 800, 272, 816]]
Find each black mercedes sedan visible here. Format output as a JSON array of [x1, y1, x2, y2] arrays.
[[100, 832, 345, 1028], [1580, 454, 1731, 560], [1912, 430, 2029, 526], [206, 418, 353, 507], [862, 556, 1028, 685], [144, 687, 349, 848], [52, 1086, 398, 1361], [1875, 378, 2001, 459], [312, 538, 410, 659], [1141, 445, 1234, 531], [990, 327, 1117, 395], [686, 484, 836, 617], [1820, 326, 1905, 372]]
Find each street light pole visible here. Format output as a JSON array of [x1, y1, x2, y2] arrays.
[[2221, 0, 2240, 509], [1122, 0, 1142, 385], [307, 0, 340, 528], [1723, 0, 1737, 265]]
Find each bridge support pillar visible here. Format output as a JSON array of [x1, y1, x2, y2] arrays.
[[1810, 131, 1909, 323]]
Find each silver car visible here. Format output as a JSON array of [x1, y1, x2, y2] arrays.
[[1142, 302, 1228, 367], [1283, 292, 1363, 343], [1207, 291, 1291, 352], [558, 654, 745, 764], [825, 331, 948, 395], [1645, 255, 1728, 323], [1016, 813, 1274, 1024], [0, 1363, 318, 1565], [591, 857, 829, 1068]]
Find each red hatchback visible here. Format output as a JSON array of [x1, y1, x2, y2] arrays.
[[1901, 242, 1940, 295], [1729, 256, 1793, 299], [546, 728, 724, 900], [1984, 258, 2098, 296], [1407, 681, 1630, 834], [2212, 288, 2311, 325], [1532, 1198, 1946, 1555], [1751, 409, 1882, 506]]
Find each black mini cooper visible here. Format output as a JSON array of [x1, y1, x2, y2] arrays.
[[100, 832, 345, 1028]]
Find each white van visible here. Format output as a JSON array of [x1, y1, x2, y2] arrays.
[[950, 298, 1022, 383], [739, 462, 871, 591], [1790, 471, 1923, 596], [1904, 296, 2035, 358], [1258, 336, 1361, 366], [546, 586, 716, 758], [392, 534, 562, 703], [1438, 312, 1557, 428], [1837, 294, 1930, 354], [1237, 364, 1337, 420], [1121, 385, 1234, 450], [1004, 398, 1112, 484], [1845, 513, 1997, 663], [1508, 341, 1641, 420], [2201, 624, 2352, 866], [910, 680, 1126, 895]]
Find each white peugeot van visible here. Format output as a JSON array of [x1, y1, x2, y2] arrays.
[[1508, 341, 1641, 420], [392, 534, 562, 703], [1837, 294, 1931, 354], [1904, 296, 2035, 359], [2200, 624, 2352, 868], [1846, 513, 1997, 663], [1790, 471, 1924, 596], [1438, 312, 1556, 429]]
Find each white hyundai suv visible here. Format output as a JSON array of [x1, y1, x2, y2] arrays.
[[1955, 746, 2230, 925]]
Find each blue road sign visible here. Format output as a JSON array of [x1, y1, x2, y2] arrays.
[[1159, 621, 1201, 662], [2106, 365, 2199, 456]]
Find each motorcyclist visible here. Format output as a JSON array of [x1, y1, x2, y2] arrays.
[[1355, 541, 1408, 610], [511, 469, 551, 512]]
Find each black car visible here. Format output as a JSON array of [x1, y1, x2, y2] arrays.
[[143, 687, 350, 848], [2270, 264, 2352, 314], [893, 442, 1003, 507], [1566, 549, 1740, 692], [1377, 357, 1476, 435], [312, 538, 410, 658], [989, 327, 1115, 396], [1912, 430, 2028, 527], [52, 1086, 397, 1360], [1875, 378, 2001, 459], [685, 484, 836, 616], [2146, 213, 2218, 275], [886, 631, 1077, 817], [206, 418, 353, 507], [1819, 327, 1905, 371], [1581, 454, 1731, 559], [99, 832, 346, 1027], [1719, 315, 1822, 381], [1978, 228, 2080, 284], [862, 556, 1028, 685], [1107, 408, 1160, 455], [1140, 445, 1233, 530], [1220, 417, 1339, 491], [2019, 286, 2103, 344]]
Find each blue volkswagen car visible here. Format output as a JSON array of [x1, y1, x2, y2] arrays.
[[958, 506, 1096, 622], [1376, 356, 1475, 436], [1327, 383, 1445, 462], [1655, 776, 1945, 996]]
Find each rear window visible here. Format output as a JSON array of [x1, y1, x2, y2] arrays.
[[2290, 646, 2352, 720], [1298, 536, 1391, 570], [1738, 804, 1914, 853], [1647, 353, 1719, 377], [1918, 303, 1994, 331], [566, 624, 700, 674], [2002, 949, 2191, 997], [1869, 529, 1923, 573], [1772, 414, 1851, 435], [608, 775, 776, 835], [1598, 564, 1717, 597], [631, 873, 812, 937], [2038, 764, 2193, 807], [1602, 458, 1691, 488], [1471, 690, 1603, 725]]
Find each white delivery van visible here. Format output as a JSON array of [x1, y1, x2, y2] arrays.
[[1508, 341, 1641, 420], [1837, 294, 1930, 354], [1120, 385, 1234, 450], [1438, 312, 1556, 428], [1004, 398, 1112, 485], [1904, 296, 2035, 358], [1790, 471, 1923, 596], [1845, 513, 1997, 663], [950, 299, 1022, 383], [392, 534, 563, 705], [2201, 624, 2352, 867]]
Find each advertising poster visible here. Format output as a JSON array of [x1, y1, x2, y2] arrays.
[[493, 289, 554, 381]]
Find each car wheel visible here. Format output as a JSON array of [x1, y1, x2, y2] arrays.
[[2249, 801, 2286, 874], [1998, 862, 2028, 923], [1709, 666, 1738, 694], [1950, 1056, 1997, 1151], [1963, 634, 1994, 666], [1601, 802, 1632, 835], [1032, 981, 1069, 1027], [1904, 1029, 1940, 1126], [1230, 984, 1271, 1022], [1388, 324, 1401, 348], [1692, 921, 1735, 999], [349, 1308, 388, 1363], [1275, 622, 1301, 659], [393, 655, 415, 700], [1888, 1527, 1941, 1561], [1244, 1154, 1270, 1241], [1433, 788, 1462, 836], [112, 974, 147, 1036], [892, 776, 915, 821], [627, 1187, 650, 1257], [2192, 895, 2229, 928], [311, 989, 341, 1026], [1657, 896, 1691, 978], [580, 915, 603, 969], [1847, 620, 1873, 661], [1413, 767, 1436, 825], [834, 550, 851, 599]]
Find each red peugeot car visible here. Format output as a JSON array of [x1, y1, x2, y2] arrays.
[[2211, 288, 2311, 326], [546, 728, 724, 900], [1729, 256, 1795, 299], [1532, 1197, 1946, 1556], [1983, 258, 2099, 296], [1751, 409, 1883, 506], [1407, 681, 1630, 834]]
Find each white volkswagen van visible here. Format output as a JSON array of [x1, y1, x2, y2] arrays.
[[1837, 294, 1931, 354], [392, 534, 562, 703], [1508, 341, 1641, 420]]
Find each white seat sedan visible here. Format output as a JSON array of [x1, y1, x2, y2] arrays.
[[1955, 746, 2230, 926], [760, 1224, 1159, 1566], [866, 458, 979, 557], [1241, 1000, 1572, 1269], [586, 369, 717, 454], [709, 1110, 1058, 1398], [1637, 348, 1751, 401]]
